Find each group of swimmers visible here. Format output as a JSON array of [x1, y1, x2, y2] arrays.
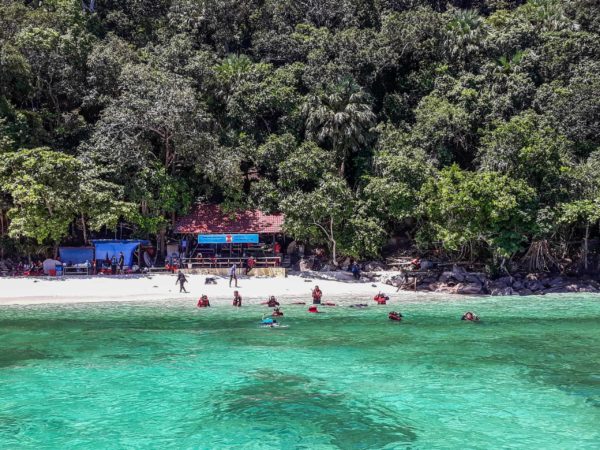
[[194, 284, 481, 323], [388, 310, 480, 322]]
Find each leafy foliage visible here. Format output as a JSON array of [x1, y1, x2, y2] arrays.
[[0, 0, 598, 265]]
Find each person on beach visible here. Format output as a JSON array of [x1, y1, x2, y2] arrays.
[[233, 290, 242, 307], [176, 270, 188, 293], [118, 251, 125, 274], [229, 264, 238, 287], [347, 257, 355, 272], [267, 296, 280, 307], [197, 295, 210, 307], [111, 255, 118, 275], [351, 263, 361, 280], [312, 285, 322, 304], [245, 256, 255, 275]]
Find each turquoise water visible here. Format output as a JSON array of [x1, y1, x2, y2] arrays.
[[1, 295, 599, 449]]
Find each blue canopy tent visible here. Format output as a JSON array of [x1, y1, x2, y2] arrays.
[[58, 247, 95, 266], [91, 240, 150, 268]]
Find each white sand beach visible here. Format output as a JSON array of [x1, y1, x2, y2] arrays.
[[0, 272, 404, 306]]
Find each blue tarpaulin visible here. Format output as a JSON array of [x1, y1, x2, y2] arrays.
[[91, 240, 150, 267], [59, 247, 95, 265], [198, 234, 259, 244]]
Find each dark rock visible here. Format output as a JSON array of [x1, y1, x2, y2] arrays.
[[439, 271, 454, 283], [421, 275, 439, 284], [452, 264, 467, 274], [490, 287, 515, 296], [456, 283, 484, 295], [465, 273, 486, 284], [526, 280, 543, 292], [495, 276, 514, 287], [364, 261, 386, 271], [512, 280, 523, 290], [427, 282, 456, 293], [518, 288, 533, 296], [299, 258, 314, 271], [542, 286, 570, 294], [549, 277, 566, 288]]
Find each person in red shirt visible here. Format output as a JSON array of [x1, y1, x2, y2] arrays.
[[274, 241, 281, 255], [312, 285, 322, 305], [197, 295, 210, 308], [374, 292, 389, 305], [245, 256, 256, 275]]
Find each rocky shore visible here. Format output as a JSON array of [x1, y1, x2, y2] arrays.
[[379, 266, 600, 296]]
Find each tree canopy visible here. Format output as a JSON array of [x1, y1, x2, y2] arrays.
[[0, 0, 599, 269]]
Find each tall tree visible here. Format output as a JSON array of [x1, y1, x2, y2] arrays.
[[303, 78, 375, 178]]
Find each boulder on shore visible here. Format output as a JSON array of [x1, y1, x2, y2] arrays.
[[456, 282, 484, 295]]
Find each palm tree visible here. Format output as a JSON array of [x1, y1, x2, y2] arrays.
[[445, 9, 485, 66], [303, 78, 375, 177], [213, 54, 254, 103]]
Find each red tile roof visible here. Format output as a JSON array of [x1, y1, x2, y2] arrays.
[[175, 204, 284, 234]]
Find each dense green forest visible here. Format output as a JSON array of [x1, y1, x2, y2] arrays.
[[0, 0, 599, 270]]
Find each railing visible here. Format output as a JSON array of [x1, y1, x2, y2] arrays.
[[63, 266, 92, 276], [181, 256, 281, 268]]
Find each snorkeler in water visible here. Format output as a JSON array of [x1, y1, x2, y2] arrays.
[[461, 311, 479, 321]]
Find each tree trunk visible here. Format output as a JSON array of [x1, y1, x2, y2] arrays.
[[81, 213, 88, 244], [0, 211, 4, 260], [329, 217, 338, 266], [158, 228, 166, 259], [583, 223, 589, 271]]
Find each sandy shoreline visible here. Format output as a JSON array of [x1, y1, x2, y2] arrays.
[[0, 273, 408, 306]]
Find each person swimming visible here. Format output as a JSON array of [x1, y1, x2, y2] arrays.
[[308, 305, 319, 313], [261, 315, 278, 327], [461, 311, 479, 321], [388, 311, 403, 321], [197, 295, 210, 308], [374, 292, 389, 305], [272, 307, 284, 317], [267, 296, 280, 308]]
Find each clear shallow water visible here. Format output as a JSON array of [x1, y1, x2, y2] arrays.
[[0, 295, 599, 449]]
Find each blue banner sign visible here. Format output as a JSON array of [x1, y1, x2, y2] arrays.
[[198, 234, 259, 244]]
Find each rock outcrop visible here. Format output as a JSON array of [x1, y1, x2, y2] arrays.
[[382, 268, 600, 296]]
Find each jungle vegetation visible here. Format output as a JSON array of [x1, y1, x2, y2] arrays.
[[0, 0, 599, 271]]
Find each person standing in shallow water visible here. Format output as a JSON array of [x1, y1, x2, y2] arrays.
[[312, 285, 322, 304], [233, 290, 242, 307], [176, 270, 188, 293]]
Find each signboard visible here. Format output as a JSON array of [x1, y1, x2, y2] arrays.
[[198, 234, 259, 244]]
